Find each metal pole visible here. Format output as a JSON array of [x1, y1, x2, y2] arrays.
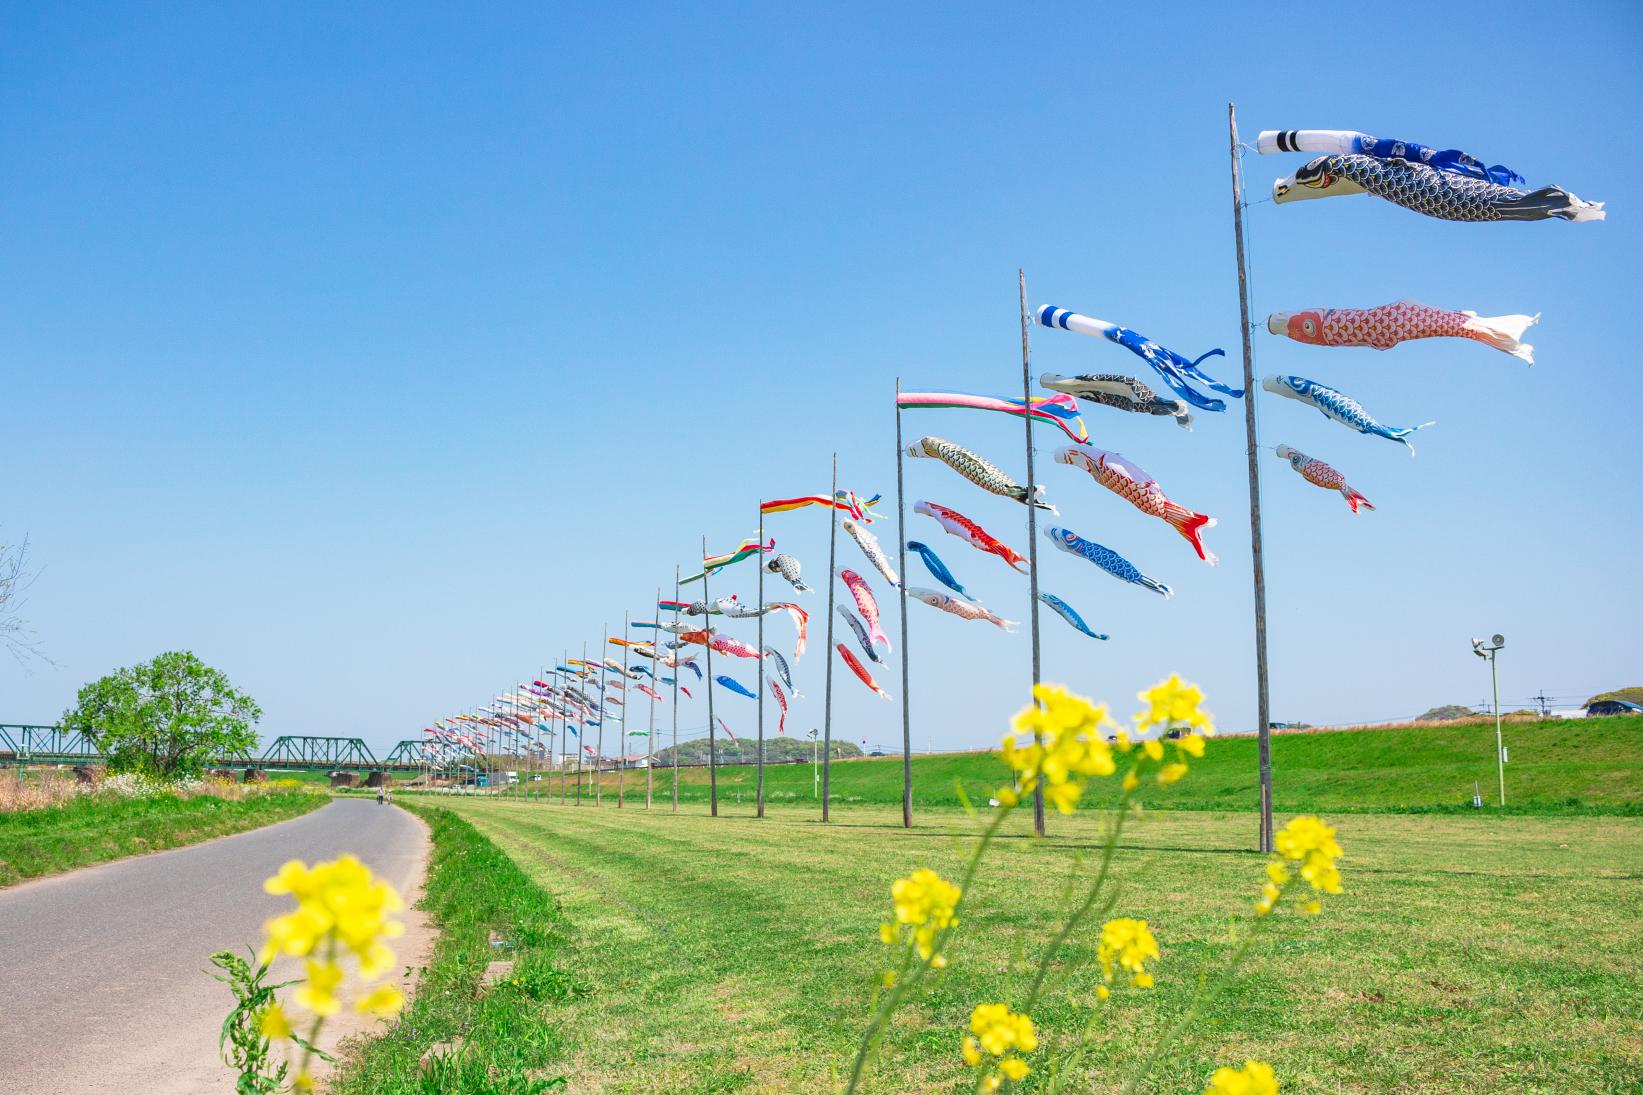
[[895, 378, 913, 829], [596, 631, 609, 806], [822, 454, 838, 823], [1018, 269, 1046, 838], [618, 614, 628, 808], [756, 502, 767, 818], [1492, 652, 1505, 806], [648, 587, 658, 810], [671, 568, 681, 812], [560, 658, 570, 803], [1229, 102, 1275, 854], [575, 643, 586, 805], [702, 535, 719, 817]]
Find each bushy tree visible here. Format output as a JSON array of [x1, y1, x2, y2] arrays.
[[62, 651, 262, 777]]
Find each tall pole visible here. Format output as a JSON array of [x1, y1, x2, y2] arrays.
[[1018, 269, 1046, 838], [702, 535, 719, 817], [559, 658, 570, 803], [671, 568, 681, 812], [895, 378, 913, 829], [1229, 102, 1275, 854], [596, 629, 609, 807], [756, 502, 767, 818], [1492, 652, 1505, 806], [575, 643, 587, 805], [822, 453, 839, 823], [618, 614, 629, 808], [647, 586, 658, 810]]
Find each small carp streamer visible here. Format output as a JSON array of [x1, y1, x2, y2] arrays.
[[635, 683, 664, 701], [837, 605, 886, 664], [761, 489, 882, 523], [763, 645, 798, 694], [1267, 300, 1537, 363], [1271, 153, 1604, 223], [768, 677, 789, 733], [1034, 304, 1241, 412], [906, 436, 1055, 512], [906, 587, 1017, 630], [714, 674, 758, 700], [1257, 128, 1525, 185], [1039, 592, 1108, 640], [716, 716, 737, 744], [1039, 372, 1192, 430], [836, 642, 893, 700], [680, 537, 775, 585], [915, 500, 1028, 573], [764, 552, 814, 594], [768, 602, 809, 659], [843, 518, 899, 586], [707, 634, 766, 660], [837, 568, 890, 651], [1055, 445, 1217, 565], [1275, 445, 1374, 514], [896, 389, 1090, 445], [906, 539, 976, 601], [1263, 375, 1435, 457], [1045, 526, 1173, 598]]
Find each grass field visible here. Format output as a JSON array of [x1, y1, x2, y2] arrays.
[[430, 796, 1643, 1094], [528, 713, 1643, 815], [0, 786, 325, 887]]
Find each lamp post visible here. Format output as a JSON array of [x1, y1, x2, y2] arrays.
[[1471, 634, 1507, 806], [807, 728, 819, 799]]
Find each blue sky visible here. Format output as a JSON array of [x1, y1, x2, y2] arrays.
[[4, 2, 1640, 758]]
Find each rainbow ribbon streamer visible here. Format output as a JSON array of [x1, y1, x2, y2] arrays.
[[760, 489, 883, 523], [680, 537, 775, 585], [896, 390, 1090, 445]]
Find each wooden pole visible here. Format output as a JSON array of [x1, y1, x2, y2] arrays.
[[756, 502, 767, 818], [575, 643, 587, 804], [671, 568, 681, 811], [822, 453, 838, 823], [702, 535, 719, 817], [647, 586, 658, 809], [596, 632, 609, 806], [560, 658, 570, 803], [895, 378, 913, 829], [1018, 268, 1046, 837], [618, 613, 628, 808], [1228, 102, 1275, 854]]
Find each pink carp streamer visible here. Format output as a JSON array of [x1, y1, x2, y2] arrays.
[[837, 568, 890, 651], [635, 684, 664, 701], [717, 716, 738, 744], [768, 677, 789, 734], [836, 643, 893, 700], [769, 601, 809, 660], [1268, 300, 1537, 363], [1055, 446, 1217, 565], [708, 634, 765, 660], [1275, 445, 1375, 514]]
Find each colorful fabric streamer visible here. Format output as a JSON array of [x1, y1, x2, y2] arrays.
[[1039, 373, 1192, 430], [1035, 305, 1241, 413], [905, 587, 1016, 630], [836, 643, 893, 700], [708, 634, 766, 660], [906, 539, 976, 601], [715, 675, 758, 700], [764, 553, 813, 594], [915, 500, 1028, 573], [1272, 153, 1604, 223], [680, 537, 776, 585], [906, 436, 1055, 512], [836, 605, 885, 664], [1045, 526, 1172, 598], [837, 568, 890, 651], [1257, 129, 1524, 186], [1055, 446, 1217, 565], [768, 677, 788, 734], [680, 685, 693, 698], [1266, 300, 1537, 364], [761, 490, 882, 523], [763, 645, 797, 695], [896, 390, 1090, 445], [1262, 375, 1434, 457], [767, 602, 809, 660], [843, 518, 898, 586], [717, 716, 738, 744], [635, 683, 664, 701], [1274, 445, 1374, 514]]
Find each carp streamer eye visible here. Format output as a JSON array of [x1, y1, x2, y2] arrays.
[[1302, 319, 1317, 336]]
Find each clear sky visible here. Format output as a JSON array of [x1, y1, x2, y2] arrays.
[[4, 2, 1640, 758]]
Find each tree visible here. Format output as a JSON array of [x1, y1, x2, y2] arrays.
[[0, 532, 47, 664], [62, 651, 263, 778]]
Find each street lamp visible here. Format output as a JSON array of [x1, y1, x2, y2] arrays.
[[1471, 634, 1507, 806], [806, 729, 820, 799]]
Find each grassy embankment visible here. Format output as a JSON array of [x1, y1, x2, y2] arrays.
[[539, 713, 1643, 815], [430, 797, 1643, 1094], [0, 780, 325, 887]]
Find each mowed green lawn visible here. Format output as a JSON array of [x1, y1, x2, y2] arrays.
[[560, 713, 1643, 814], [434, 796, 1643, 1093]]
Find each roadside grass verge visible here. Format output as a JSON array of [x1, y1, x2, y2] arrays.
[[0, 786, 324, 887], [562, 712, 1643, 816], [439, 798, 1643, 1094], [330, 804, 581, 1095]]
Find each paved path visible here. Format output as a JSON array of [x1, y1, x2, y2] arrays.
[[0, 798, 429, 1095]]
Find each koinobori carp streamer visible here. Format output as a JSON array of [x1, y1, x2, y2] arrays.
[[836, 642, 893, 700], [1039, 592, 1108, 640], [1271, 153, 1604, 223], [914, 500, 1028, 573], [1054, 445, 1217, 565], [1039, 372, 1192, 430], [905, 587, 1016, 631], [842, 518, 898, 586], [905, 436, 1055, 513], [836, 567, 890, 651], [1045, 526, 1173, 598], [1274, 445, 1374, 514], [1267, 300, 1538, 364], [836, 605, 885, 664], [1034, 305, 1241, 413], [1263, 375, 1434, 457]]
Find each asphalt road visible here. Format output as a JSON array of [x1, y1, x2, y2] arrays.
[[0, 798, 428, 1095]]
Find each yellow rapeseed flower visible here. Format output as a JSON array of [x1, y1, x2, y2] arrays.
[[887, 868, 961, 961], [294, 959, 345, 1017], [1000, 684, 1116, 813], [1135, 674, 1215, 734], [258, 1003, 292, 1040], [1205, 1059, 1278, 1095], [354, 983, 405, 1018], [1097, 918, 1160, 989], [961, 1003, 1036, 1089]]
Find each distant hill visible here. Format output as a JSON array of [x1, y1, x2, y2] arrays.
[[1586, 686, 1643, 708], [653, 736, 862, 766], [1417, 705, 1478, 722]]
